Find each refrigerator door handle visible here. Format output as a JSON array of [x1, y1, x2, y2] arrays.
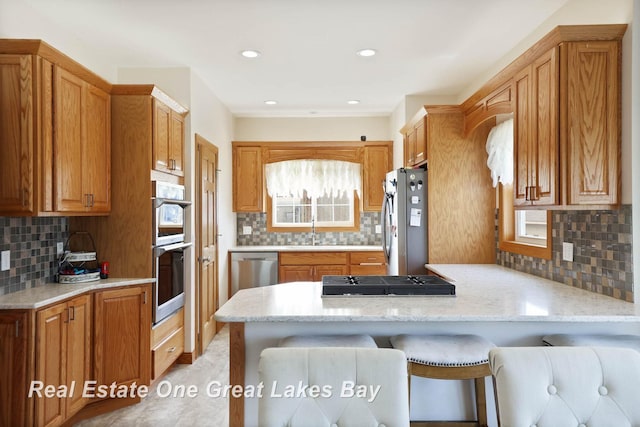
[[382, 193, 393, 262]]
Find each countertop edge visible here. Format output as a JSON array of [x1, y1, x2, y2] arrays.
[[0, 278, 155, 310], [230, 245, 382, 252]]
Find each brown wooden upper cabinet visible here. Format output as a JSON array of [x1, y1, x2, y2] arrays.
[[402, 114, 427, 168], [0, 40, 112, 216], [514, 40, 621, 207], [153, 98, 186, 177], [232, 141, 392, 213]]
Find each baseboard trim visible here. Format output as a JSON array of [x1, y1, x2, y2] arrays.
[[177, 352, 195, 364]]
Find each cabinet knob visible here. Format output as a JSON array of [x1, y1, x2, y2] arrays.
[[167, 346, 177, 353]]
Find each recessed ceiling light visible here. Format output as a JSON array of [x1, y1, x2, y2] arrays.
[[241, 50, 261, 58], [264, 100, 277, 105], [347, 100, 360, 105], [356, 48, 377, 57]]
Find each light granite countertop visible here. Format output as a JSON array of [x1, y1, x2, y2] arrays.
[[0, 278, 155, 310], [215, 264, 640, 323], [229, 245, 382, 252]]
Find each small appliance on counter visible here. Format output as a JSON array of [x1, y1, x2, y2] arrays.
[[321, 275, 455, 297], [56, 231, 102, 283]]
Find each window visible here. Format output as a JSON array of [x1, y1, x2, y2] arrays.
[[271, 190, 355, 228], [498, 184, 552, 259], [265, 159, 361, 231]]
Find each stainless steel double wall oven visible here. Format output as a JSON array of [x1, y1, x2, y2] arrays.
[[152, 181, 191, 324]]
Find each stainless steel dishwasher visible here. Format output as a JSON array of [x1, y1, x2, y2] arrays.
[[230, 252, 279, 296]]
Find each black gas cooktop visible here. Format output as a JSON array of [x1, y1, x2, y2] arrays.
[[321, 275, 456, 297]]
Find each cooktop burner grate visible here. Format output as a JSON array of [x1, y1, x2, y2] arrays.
[[321, 275, 455, 296]]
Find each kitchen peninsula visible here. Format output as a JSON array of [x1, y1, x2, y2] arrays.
[[215, 264, 640, 426]]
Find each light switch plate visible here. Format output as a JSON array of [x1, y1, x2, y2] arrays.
[[1, 250, 9, 271], [242, 226, 252, 235], [562, 242, 574, 262], [57, 242, 64, 256], [375, 224, 382, 234]]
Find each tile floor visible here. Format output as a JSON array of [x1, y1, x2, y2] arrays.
[[76, 325, 230, 427]]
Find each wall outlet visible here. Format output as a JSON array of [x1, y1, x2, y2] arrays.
[[57, 242, 64, 256], [375, 224, 382, 234], [242, 226, 252, 235], [562, 242, 574, 262], [1, 250, 9, 271]]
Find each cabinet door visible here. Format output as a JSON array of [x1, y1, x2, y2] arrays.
[[153, 99, 171, 174], [0, 55, 34, 214], [94, 285, 151, 389], [0, 311, 30, 427], [404, 129, 417, 166], [169, 111, 185, 177], [84, 84, 111, 213], [35, 302, 67, 427], [363, 145, 391, 212], [531, 48, 559, 205], [314, 265, 348, 281], [278, 266, 314, 283], [513, 65, 532, 206], [65, 295, 91, 418], [414, 119, 427, 165], [566, 41, 620, 205], [233, 146, 263, 212], [53, 67, 85, 212]]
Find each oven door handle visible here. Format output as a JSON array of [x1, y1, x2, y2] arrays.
[[153, 198, 192, 209], [154, 241, 193, 257]]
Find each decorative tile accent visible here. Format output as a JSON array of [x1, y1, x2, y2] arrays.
[[496, 205, 633, 302], [236, 212, 382, 246], [0, 217, 69, 295]]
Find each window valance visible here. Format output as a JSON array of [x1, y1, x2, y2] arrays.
[[265, 159, 361, 199]]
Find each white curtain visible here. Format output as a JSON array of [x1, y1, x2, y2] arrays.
[[265, 159, 361, 198], [485, 118, 514, 187]]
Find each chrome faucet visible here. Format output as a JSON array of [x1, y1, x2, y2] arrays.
[[311, 216, 317, 246]]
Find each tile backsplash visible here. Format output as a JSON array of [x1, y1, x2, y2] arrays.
[[496, 205, 633, 302], [237, 212, 382, 246], [0, 217, 69, 295]]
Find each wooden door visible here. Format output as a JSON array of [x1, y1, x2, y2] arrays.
[[84, 84, 111, 212], [94, 285, 151, 389], [36, 302, 67, 427], [0, 55, 34, 214], [531, 47, 559, 205], [362, 145, 391, 212], [566, 41, 620, 205], [54, 67, 85, 212], [153, 99, 171, 174], [170, 111, 185, 177], [196, 135, 219, 354], [65, 295, 91, 418], [0, 311, 29, 427]]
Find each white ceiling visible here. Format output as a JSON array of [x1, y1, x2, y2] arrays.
[[5, 0, 570, 117]]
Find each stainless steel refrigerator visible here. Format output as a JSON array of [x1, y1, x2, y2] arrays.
[[382, 168, 428, 275]]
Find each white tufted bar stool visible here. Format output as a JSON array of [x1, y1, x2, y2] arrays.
[[258, 347, 410, 427], [390, 334, 495, 427], [279, 334, 378, 348], [489, 346, 640, 426], [542, 333, 640, 351]]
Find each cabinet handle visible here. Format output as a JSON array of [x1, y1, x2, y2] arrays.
[[143, 290, 147, 305], [69, 306, 75, 321], [531, 186, 538, 201], [15, 320, 19, 338], [91, 194, 95, 207], [167, 346, 177, 353]]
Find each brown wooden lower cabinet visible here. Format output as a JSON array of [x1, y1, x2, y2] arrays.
[[0, 311, 31, 427], [278, 251, 385, 282], [0, 283, 151, 427]]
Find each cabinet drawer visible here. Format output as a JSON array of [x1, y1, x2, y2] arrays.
[[279, 252, 347, 265], [350, 265, 387, 276], [350, 251, 385, 265], [152, 308, 184, 348], [152, 327, 184, 380]]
